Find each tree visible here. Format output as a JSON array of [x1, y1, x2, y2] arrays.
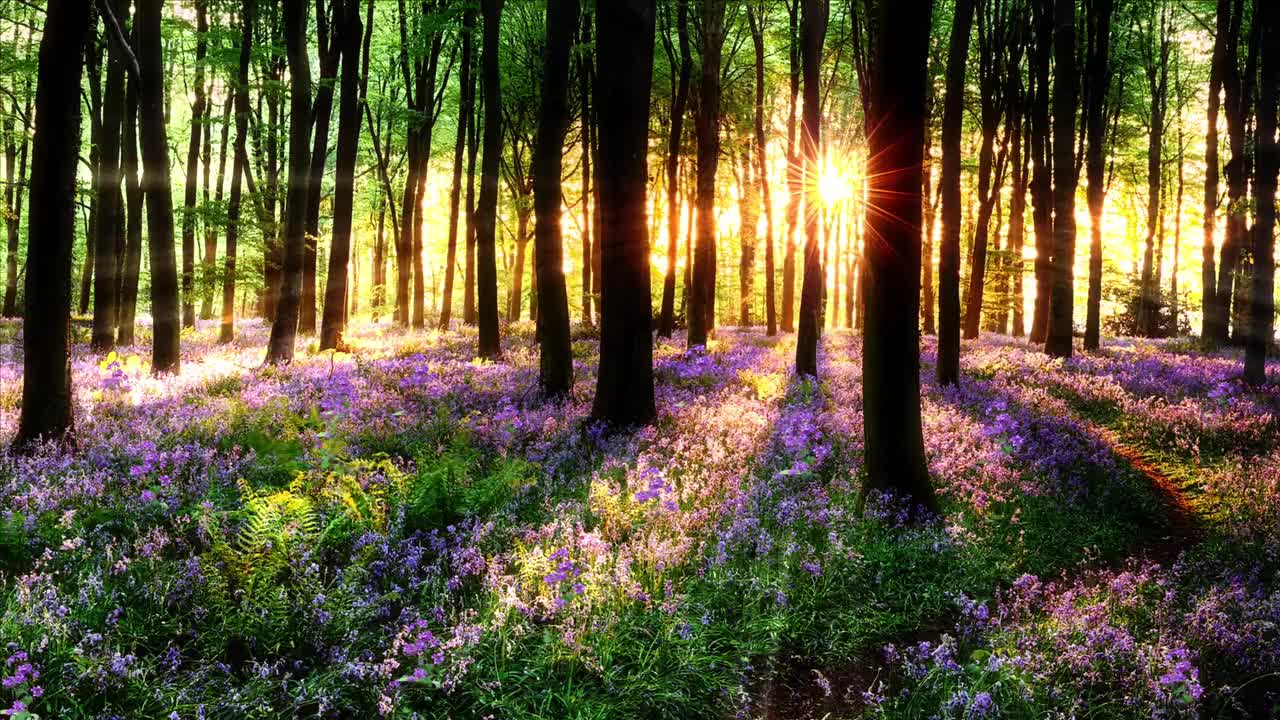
[[1083, 0, 1115, 351], [222, 0, 255, 343], [14, 0, 92, 449], [138, 0, 181, 373], [180, 0, 209, 329], [532, 0, 578, 396], [441, 7, 475, 330], [301, 0, 341, 335], [658, 0, 693, 338], [781, 0, 800, 333], [1043, 0, 1077, 359], [476, 0, 503, 359], [748, 2, 777, 336], [591, 0, 657, 427], [265, 0, 312, 364], [1245, 0, 1277, 385], [320, 0, 366, 351], [688, 0, 727, 349], [91, 0, 130, 352], [794, 0, 825, 377], [861, 0, 939, 517], [936, 0, 975, 385], [1027, 0, 1053, 344], [1201, 0, 1227, 340], [117, 33, 144, 346], [1136, 0, 1171, 338]]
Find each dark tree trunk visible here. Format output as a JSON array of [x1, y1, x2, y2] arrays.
[[578, 12, 594, 327], [1083, 0, 1113, 351], [2, 88, 27, 318], [303, 0, 339, 335], [688, 0, 726, 349], [532, 0, 577, 396], [738, 146, 758, 327], [860, 0, 939, 517], [1202, 0, 1227, 341], [1245, 0, 1277, 384], [591, 0, 656, 427], [265, 0, 312, 364], [476, 0, 503, 358], [91, 0, 129, 351], [117, 47, 142, 345], [14, 0, 91, 449], [658, 0, 692, 338], [1214, 0, 1252, 345], [138, 0, 181, 373], [781, 0, 800, 333], [936, 0, 973, 385], [921, 125, 936, 336], [320, 0, 364, 350], [1138, 6, 1169, 339], [79, 37, 101, 318], [749, 3, 777, 337], [222, 0, 255, 343], [1009, 80, 1029, 338], [180, 0, 208, 329], [440, 9, 474, 330], [464, 74, 480, 326], [1028, 0, 1052, 344], [1044, 0, 1077, 359], [794, 0, 825, 376]]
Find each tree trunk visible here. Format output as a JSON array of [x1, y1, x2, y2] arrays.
[[138, 0, 182, 372], [1044, 0, 1077, 359], [781, 0, 800, 333], [794, 0, 825, 376], [936, 0, 974, 384], [1083, 0, 1113, 351], [222, 0, 255, 343], [320, 0, 364, 350], [1214, 0, 1252, 345], [738, 146, 758, 327], [578, 12, 594, 328], [860, 0, 939, 518], [179, 0, 208, 329], [117, 45, 143, 345], [441, 8, 474, 330], [464, 79, 479, 326], [2, 88, 27, 318], [748, 4, 777, 337], [688, 0, 726, 349], [921, 126, 936, 335], [79, 37, 101, 319], [591, 0, 656, 427], [1244, 0, 1277, 384], [1028, 0, 1052, 344], [532, 0, 577, 396], [658, 0, 692, 338], [303, 1, 341, 335], [1009, 82, 1029, 338], [1202, 0, 1227, 341], [476, 0, 503, 358], [265, 0, 311, 364], [1138, 9, 1169, 338], [14, 0, 91, 449], [91, 0, 129, 351]]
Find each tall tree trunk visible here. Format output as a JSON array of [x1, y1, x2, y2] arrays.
[[2, 89, 27, 318], [476, 0, 503, 358], [936, 0, 974, 385], [464, 79, 479, 325], [79, 36, 101, 318], [591, 0, 656, 427], [14, 0, 91, 449], [658, 0, 692, 337], [1202, 0, 1227, 341], [180, 0, 208, 329], [1028, 0, 1052, 344], [441, 8, 474, 330], [508, 210, 529, 322], [202, 94, 232, 320], [533, 0, 577, 396], [320, 0, 364, 350], [303, 0, 340, 335], [117, 44, 142, 345], [1083, 0, 1113, 351], [578, 12, 594, 328], [921, 126, 936, 335], [138, 0, 181, 372], [1214, 0, 1251, 345], [222, 0, 255, 343], [1171, 121, 1184, 328], [1009, 82, 1029, 338], [738, 146, 758, 326], [1244, 0, 1277, 384], [781, 0, 800, 333], [91, 0, 128, 351], [689, 0, 726, 349], [748, 3, 777, 337], [1138, 7, 1169, 338], [265, 0, 312, 364], [794, 0, 826, 376], [1044, 0, 1077, 359], [860, 0, 939, 518]]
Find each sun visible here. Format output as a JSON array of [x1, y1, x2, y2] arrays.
[[816, 154, 854, 209]]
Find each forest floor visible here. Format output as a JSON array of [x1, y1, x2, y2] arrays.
[[0, 319, 1277, 719]]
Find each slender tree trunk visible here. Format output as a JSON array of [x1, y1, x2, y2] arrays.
[[747, 4, 777, 337], [440, 9, 474, 330], [936, 0, 974, 384], [794, 0, 826, 376], [222, 0, 255, 343], [91, 0, 129, 351], [202, 94, 232, 320], [1214, 0, 1251, 345], [658, 0, 692, 337], [860, 0, 939, 517], [2, 90, 27, 318], [1139, 16, 1169, 338], [463, 83, 479, 326], [1245, 0, 1277, 384], [1028, 0, 1052, 344], [14, 0, 91, 449], [320, 0, 364, 350], [79, 38, 101, 318], [508, 211, 529, 322], [303, 3, 340, 335], [578, 13, 594, 328], [1083, 0, 1113, 351], [532, 0, 577, 395], [781, 0, 800, 333], [1171, 122, 1184, 329], [738, 146, 758, 326], [265, 0, 311, 364], [179, 0, 208, 329], [689, 0, 726, 349], [476, 0, 503, 358], [1044, 0, 1077, 359], [1010, 86, 1029, 338], [117, 46, 142, 345], [921, 127, 936, 335], [591, 0, 656, 427], [1202, 0, 1226, 341]]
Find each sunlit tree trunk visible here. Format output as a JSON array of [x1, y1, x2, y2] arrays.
[[1044, 0, 1077, 359], [794, 0, 825, 376], [1138, 4, 1169, 338], [79, 38, 101, 318], [1245, 0, 1277, 384], [476, 0, 503, 358], [265, 0, 312, 364], [861, 0, 939, 518], [464, 72, 479, 326], [1083, 0, 1114, 351], [14, 0, 91, 449], [591, 0, 656, 427], [222, 0, 254, 344], [921, 122, 936, 336], [441, 9, 474, 330], [578, 12, 593, 328], [1202, 0, 1226, 341], [936, 0, 974, 385], [202, 95, 231, 321], [303, 2, 340, 335], [659, 0, 692, 338], [1028, 0, 1052, 345], [689, 0, 726, 349], [178, 0, 208, 329], [748, 3, 777, 337], [1, 82, 28, 318], [1215, 0, 1254, 346], [781, 0, 800, 334], [739, 146, 758, 327], [117, 48, 143, 346], [91, 0, 129, 351]]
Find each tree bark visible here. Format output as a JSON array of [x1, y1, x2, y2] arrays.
[[688, 0, 726, 348], [591, 0, 657, 427], [1044, 0, 1077, 359], [794, 0, 825, 376], [180, 0, 208, 329], [302, 0, 341, 335], [476, 0, 503, 358], [1027, 0, 1052, 344], [14, 0, 91, 449], [117, 41, 143, 345], [1083, 0, 1113, 351], [936, 0, 974, 384], [781, 0, 800, 333], [1245, 0, 1277, 384], [860, 0, 939, 517], [440, 8, 475, 330], [658, 0, 692, 338], [1202, 0, 1227, 341], [265, 0, 312, 364], [91, 0, 129, 351], [222, 0, 255, 343]]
